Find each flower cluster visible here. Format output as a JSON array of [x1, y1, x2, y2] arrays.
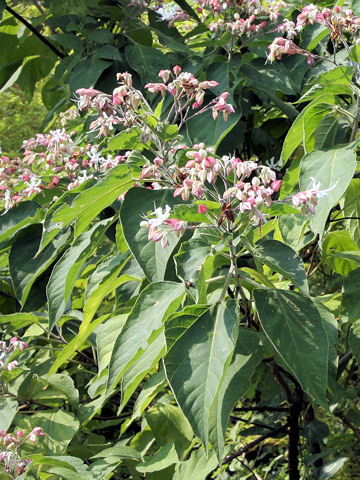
[[140, 205, 186, 248], [202, 0, 288, 42], [0, 338, 28, 373], [138, 141, 335, 248], [0, 128, 126, 210], [145, 65, 235, 120], [75, 69, 234, 144], [291, 177, 337, 215], [268, 4, 360, 63], [0, 427, 44, 476]]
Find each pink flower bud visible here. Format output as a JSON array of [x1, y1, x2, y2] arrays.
[[271, 180, 282, 192], [198, 204, 208, 214], [173, 65, 182, 75], [16, 430, 24, 438]]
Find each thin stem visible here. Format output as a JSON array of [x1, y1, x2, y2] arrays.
[[350, 92, 360, 142], [5, 6, 66, 59], [222, 424, 288, 465], [219, 264, 235, 302]]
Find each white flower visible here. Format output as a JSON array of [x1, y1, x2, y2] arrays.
[[310, 176, 338, 198], [149, 205, 172, 227], [156, 4, 180, 21]]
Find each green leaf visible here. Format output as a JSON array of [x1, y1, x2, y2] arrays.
[[19, 410, 79, 455], [0, 201, 43, 244], [309, 66, 353, 87], [47, 218, 112, 330], [349, 44, 360, 64], [174, 234, 213, 287], [120, 187, 184, 282], [119, 331, 166, 413], [0, 397, 18, 431], [96, 315, 127, 374], [323, 230, 359, 276], [185, 107, 241, 150], [69, 55, 111, 92], [146, 403, 193, 457], [46, 374, 79, 408], [314, 114, 340, 150], [297, 84, 351, 103], [125, 45, 169, 84], [136, 442, 179, 473], [91, 444, 141, 461], [299, 143, 357, 236], [106, 127, 143, 152], [107, 282, 185, 392], [280, 96, 336, 165], [165, 304, 210, 351], [121, 371, 166, 434], [315, 457, 348, 480], [83, 253, 136, 325], [241, 238, 309, 295], [254, 289, 328, 405], [172, 448, 218, 480], [208, 329, 263, 459], [164, 301, 238, 448], [350, 319, 360, 368], [51, 165, 137, 239], [344, 179, 360, 246], [342, 268, 360, 322], [9, 224, 71, 305], [278, 214, 314, 251]]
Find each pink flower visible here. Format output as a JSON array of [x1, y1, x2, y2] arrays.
[[173, 65, 181, 75], [6, 361, 18, 371], [271, 180, 282, 192], [198, 204, 208, 214]]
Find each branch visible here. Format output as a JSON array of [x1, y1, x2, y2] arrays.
[[5, 5, 66, 59], [234, 406, 288, 413], [288, 385, 303, 480], [222, 424, 288, 465]]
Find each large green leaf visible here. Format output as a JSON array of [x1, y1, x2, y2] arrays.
[[0, 201, 43, 244], [9, 224, 71, 305], [51, 165, 137, 239], [119, 331, 166, 413], [120, 187, 184, 282], [342, 268, 360, 322], [184, 107, 241, 150], [121, 371, 166, 434], [83, 253, 136, 325], [344, 179, 360, 246], [208, 329, 263, 459], [254, 289, 328, 405], [18, 410, 79, 455], [174, 234, 213, 291], [323, 231, 359, 276], [242, 238, 309, 295], [146, 403, 193, 457], [349, 320, 360, 367], [280, 95, 336, 165], [125, 45, 169, 84], [46, 374, 79, 408], [69, 55, 111, 92], [164, 301, 238, 447], [96, 315, 128, 374], [0, 397, 18, 431], [136, 442, 179, 473], [299, 143, 357, 236], [47, 218, 112, 330], [172, 448, 218, 480], [107, 282, 185, 392]]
